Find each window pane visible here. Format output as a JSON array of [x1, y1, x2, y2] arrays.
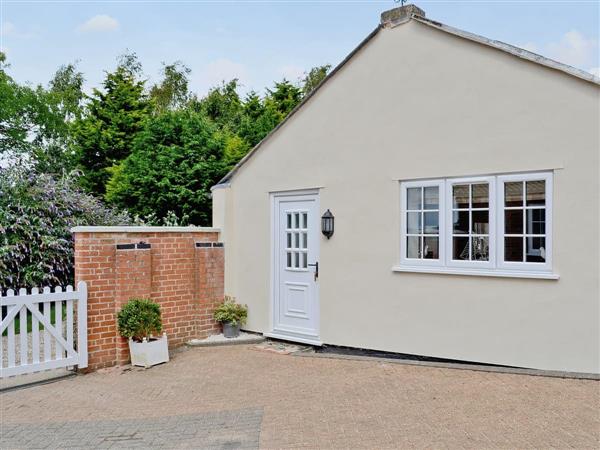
[[505, 182, 523, 207], [526, 180, 545, 206], [302, 252, 307, 269], [471, 236, 489, 261], [295, 252, 300, 268], [407, 212, 422, 234], [504, 237, 523, 262], [452, 236, 469, 260], [407, 236, 421, 259], [287, 233, 292, 248], [294, 233, 300, 248], [423, 212, 439, 234], [423, 237, 439, 259], [526, 237, 546, 262], [302, 232, 307, 249], [505, 209, 523, 234], [452, 185, 469, 209], [526, 209, 545, 235], [407, 188, 422, 210], [294, 213, 300, 229], [287, 252, 292, 268], [471, 210, 489, 234], [423, 186, 439, 210], [471, 184, 489, 208], [287, 213, 292, 229], [452, 211, 469, 234], [302, 213, 308, 229]]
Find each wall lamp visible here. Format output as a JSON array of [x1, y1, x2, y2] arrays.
[[321, 209, 334, 239]]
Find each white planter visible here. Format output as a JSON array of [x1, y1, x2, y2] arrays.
[[128, 333, 170, 368]]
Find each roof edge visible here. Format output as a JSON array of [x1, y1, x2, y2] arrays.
[[414, 17, 600, 86], [216, 25, 382, 185]]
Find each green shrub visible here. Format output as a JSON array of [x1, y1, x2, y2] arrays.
[[117, 298, 162, 342], [213, 297, 247, 326]]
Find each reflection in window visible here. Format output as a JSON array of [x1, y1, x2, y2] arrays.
[[451, 183, 489, 261], [504, 180, 546, 263], [406, 186, 439, 259]]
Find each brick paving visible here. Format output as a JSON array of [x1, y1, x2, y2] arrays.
[[1, 344, 599, 449]]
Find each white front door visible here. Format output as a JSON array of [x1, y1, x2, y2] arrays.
[[269, 191, 320, 345]]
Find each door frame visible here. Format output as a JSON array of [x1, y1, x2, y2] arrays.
[[267, 188, 322, 345]]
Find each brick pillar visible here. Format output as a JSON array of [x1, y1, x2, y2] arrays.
[[114, 242, 152, 364], [74, 233, 117, 372], [195, 242, 225, 337]]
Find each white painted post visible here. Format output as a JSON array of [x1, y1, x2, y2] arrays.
[[31, 287, 40, 364], [66, 292, 74, 366], [19, 304, 27, 366], [77, 281, 88, 369], [55, 286, 63, 360], [43, 287, 51, 362]]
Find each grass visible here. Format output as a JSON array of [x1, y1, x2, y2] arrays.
[[1, 304, 66, 336]]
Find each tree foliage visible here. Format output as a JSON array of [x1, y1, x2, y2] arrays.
[[0, 165, 131, 290], [73, 52, 150, 196], [3, 49, 331, 226], [105, 110, 227, 225]]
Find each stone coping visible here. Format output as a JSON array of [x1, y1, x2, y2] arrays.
[[71, 226, 220, 233]]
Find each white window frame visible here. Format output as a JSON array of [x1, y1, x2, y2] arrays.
[[497, 172, 553, 273], [397, 171, 555, 279], [399, 179, 445, 267]]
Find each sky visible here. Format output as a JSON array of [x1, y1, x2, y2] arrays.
[[1, 0, 599, 97]]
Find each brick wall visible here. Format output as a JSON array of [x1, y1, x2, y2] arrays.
[[73, 227, 224, 371]]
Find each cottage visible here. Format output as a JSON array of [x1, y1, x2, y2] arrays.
[[211, 5, 600, 374]]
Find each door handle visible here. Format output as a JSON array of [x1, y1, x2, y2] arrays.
[[307, 262, 319, 281]]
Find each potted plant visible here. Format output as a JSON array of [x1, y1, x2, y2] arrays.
[[214, 296, 248, 338], [117, 298, 169, 368]]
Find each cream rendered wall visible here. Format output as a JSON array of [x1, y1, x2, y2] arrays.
[[214, 20, 600, 373]]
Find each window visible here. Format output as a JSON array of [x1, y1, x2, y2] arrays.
[[286, 211, 308, 270], [400, 180, 444, 266], [399, 172, 554, 278]]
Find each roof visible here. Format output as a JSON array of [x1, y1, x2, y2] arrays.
[[214, 8, 599, 187]]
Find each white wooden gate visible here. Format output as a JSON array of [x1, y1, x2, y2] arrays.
[[1, 281, 88, 378]]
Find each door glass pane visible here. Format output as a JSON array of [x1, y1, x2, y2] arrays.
[[287, 252, 292, 268], [287, 213, 292, 229], [471, 210, 489, 234], [526, 237, 546, 262], [423, 212, 438, 234], [407, 236, 421, 259], [471, 184, 489, 208], [294, 213, 300, 229], [407, 212, 422, 234], [471, 236, 489, 261], [504, 237, 523, 262], [295, 252, 300, 268], [452, 185, 469, 209], [287, 233, 292, 248], [505, 209, 523, 234], [302, 232, 307, 249], [294, 233, 299, 248], [452, 211, 469, 234], [526, 180, 545, 206], [423, 237, 439, 259], [302, 213, 308, 229], [423, 187, 439, 210], [302, 252, 307, 269], [526, 209, 545, 234], [407, 188, 422, 210], [505, 182, 523, 207], [452, 237, 469, 260]]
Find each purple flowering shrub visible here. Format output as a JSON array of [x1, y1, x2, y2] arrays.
[[0, 165, 131, 290]]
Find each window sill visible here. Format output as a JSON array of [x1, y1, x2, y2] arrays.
[[391, 265, 560, 280]]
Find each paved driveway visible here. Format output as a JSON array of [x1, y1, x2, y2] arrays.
[[1, 345, 598, 449]]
